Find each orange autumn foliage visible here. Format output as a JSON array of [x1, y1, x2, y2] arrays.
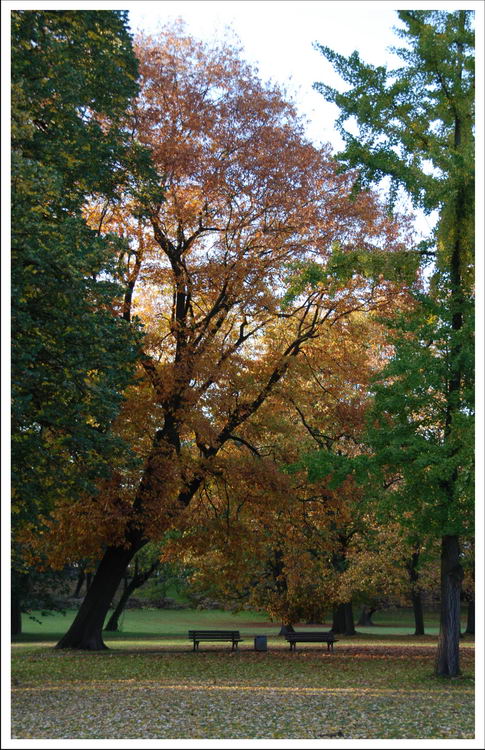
[[25, 24, 416, 576]]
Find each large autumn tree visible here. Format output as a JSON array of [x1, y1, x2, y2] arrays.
[[26, 24, 415, 650], [10, 10, 159, 630], [313, 9, 475, 676], [159, 314, 421, 633]]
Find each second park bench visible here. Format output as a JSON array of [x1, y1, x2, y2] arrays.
[[285, 630, 338, 652]]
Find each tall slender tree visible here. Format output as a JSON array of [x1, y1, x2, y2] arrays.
[[313, 9, 475, 676]]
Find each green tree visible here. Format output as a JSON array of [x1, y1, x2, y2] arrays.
[[11, 11, 157, 626], [313, 9, 474, 676]]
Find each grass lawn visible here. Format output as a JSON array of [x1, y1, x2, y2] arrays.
[[10, 608, 475, 740]]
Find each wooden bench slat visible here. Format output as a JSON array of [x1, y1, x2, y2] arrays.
[[188, 631, 240, 635]]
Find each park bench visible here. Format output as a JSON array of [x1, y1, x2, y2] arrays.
[[188, 629, 243, 651], [285, 631, 338, 652]]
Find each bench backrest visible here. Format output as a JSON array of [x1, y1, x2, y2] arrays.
[[188, 630, 241, 637], [285, 630, 335, 640]]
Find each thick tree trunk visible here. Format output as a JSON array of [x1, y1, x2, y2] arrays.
[[435, 535, 463, 676], [357, 605, 376, 627], [56, 542, 142, 649], [465, 598, 474, 635], [11, 590, 22, 636], [331, 602, 356, 635]]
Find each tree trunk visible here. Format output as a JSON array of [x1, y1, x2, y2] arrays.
[[435, 535, 463, 676], [278, 624, 295, 636], [433, 19, 467, 678], [411, 589, 425, 636], [104, 581, 136, 632], [11, 590, 22, 636], [407, 550, 425, 635], [332, 602, 355, 635], [56, 542, 142, 649], [357, 605, 376, 627], [411, 591, 424, 635], [465, 598, 474, 635], [73, 568, 85, 597], [104, 558, 160, 632]]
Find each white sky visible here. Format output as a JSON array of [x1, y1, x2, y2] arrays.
[[127, 1, 483, 151], [128, 0, 406, 150], [126, 0, 483, 243]]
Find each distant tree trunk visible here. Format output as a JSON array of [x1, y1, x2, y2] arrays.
[[11, 590, 22, 636], [465, 598, 474, 635], [104, 582, 135, 632], [406, 550, 425, 635], [411, 590, 425, 636], [56, 541, 142, 649], [73, 568, 86, 597], [332, 602, 355, 635], [104, 558, 160, 632], [357, 605, 376, 626], [435, 535, 463, 676], [278, 623, 295, 636]]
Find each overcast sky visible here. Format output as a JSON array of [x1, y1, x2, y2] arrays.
[[128, 1, 407, 150], [126, 0, 483, 242]]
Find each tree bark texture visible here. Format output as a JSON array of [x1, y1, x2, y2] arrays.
[[331, 602, 356, 635], [435, 535, 463, 676], [56, 543, 141, 649]]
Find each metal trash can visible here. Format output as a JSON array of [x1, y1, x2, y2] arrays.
[[254, 635, 267, 652]]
